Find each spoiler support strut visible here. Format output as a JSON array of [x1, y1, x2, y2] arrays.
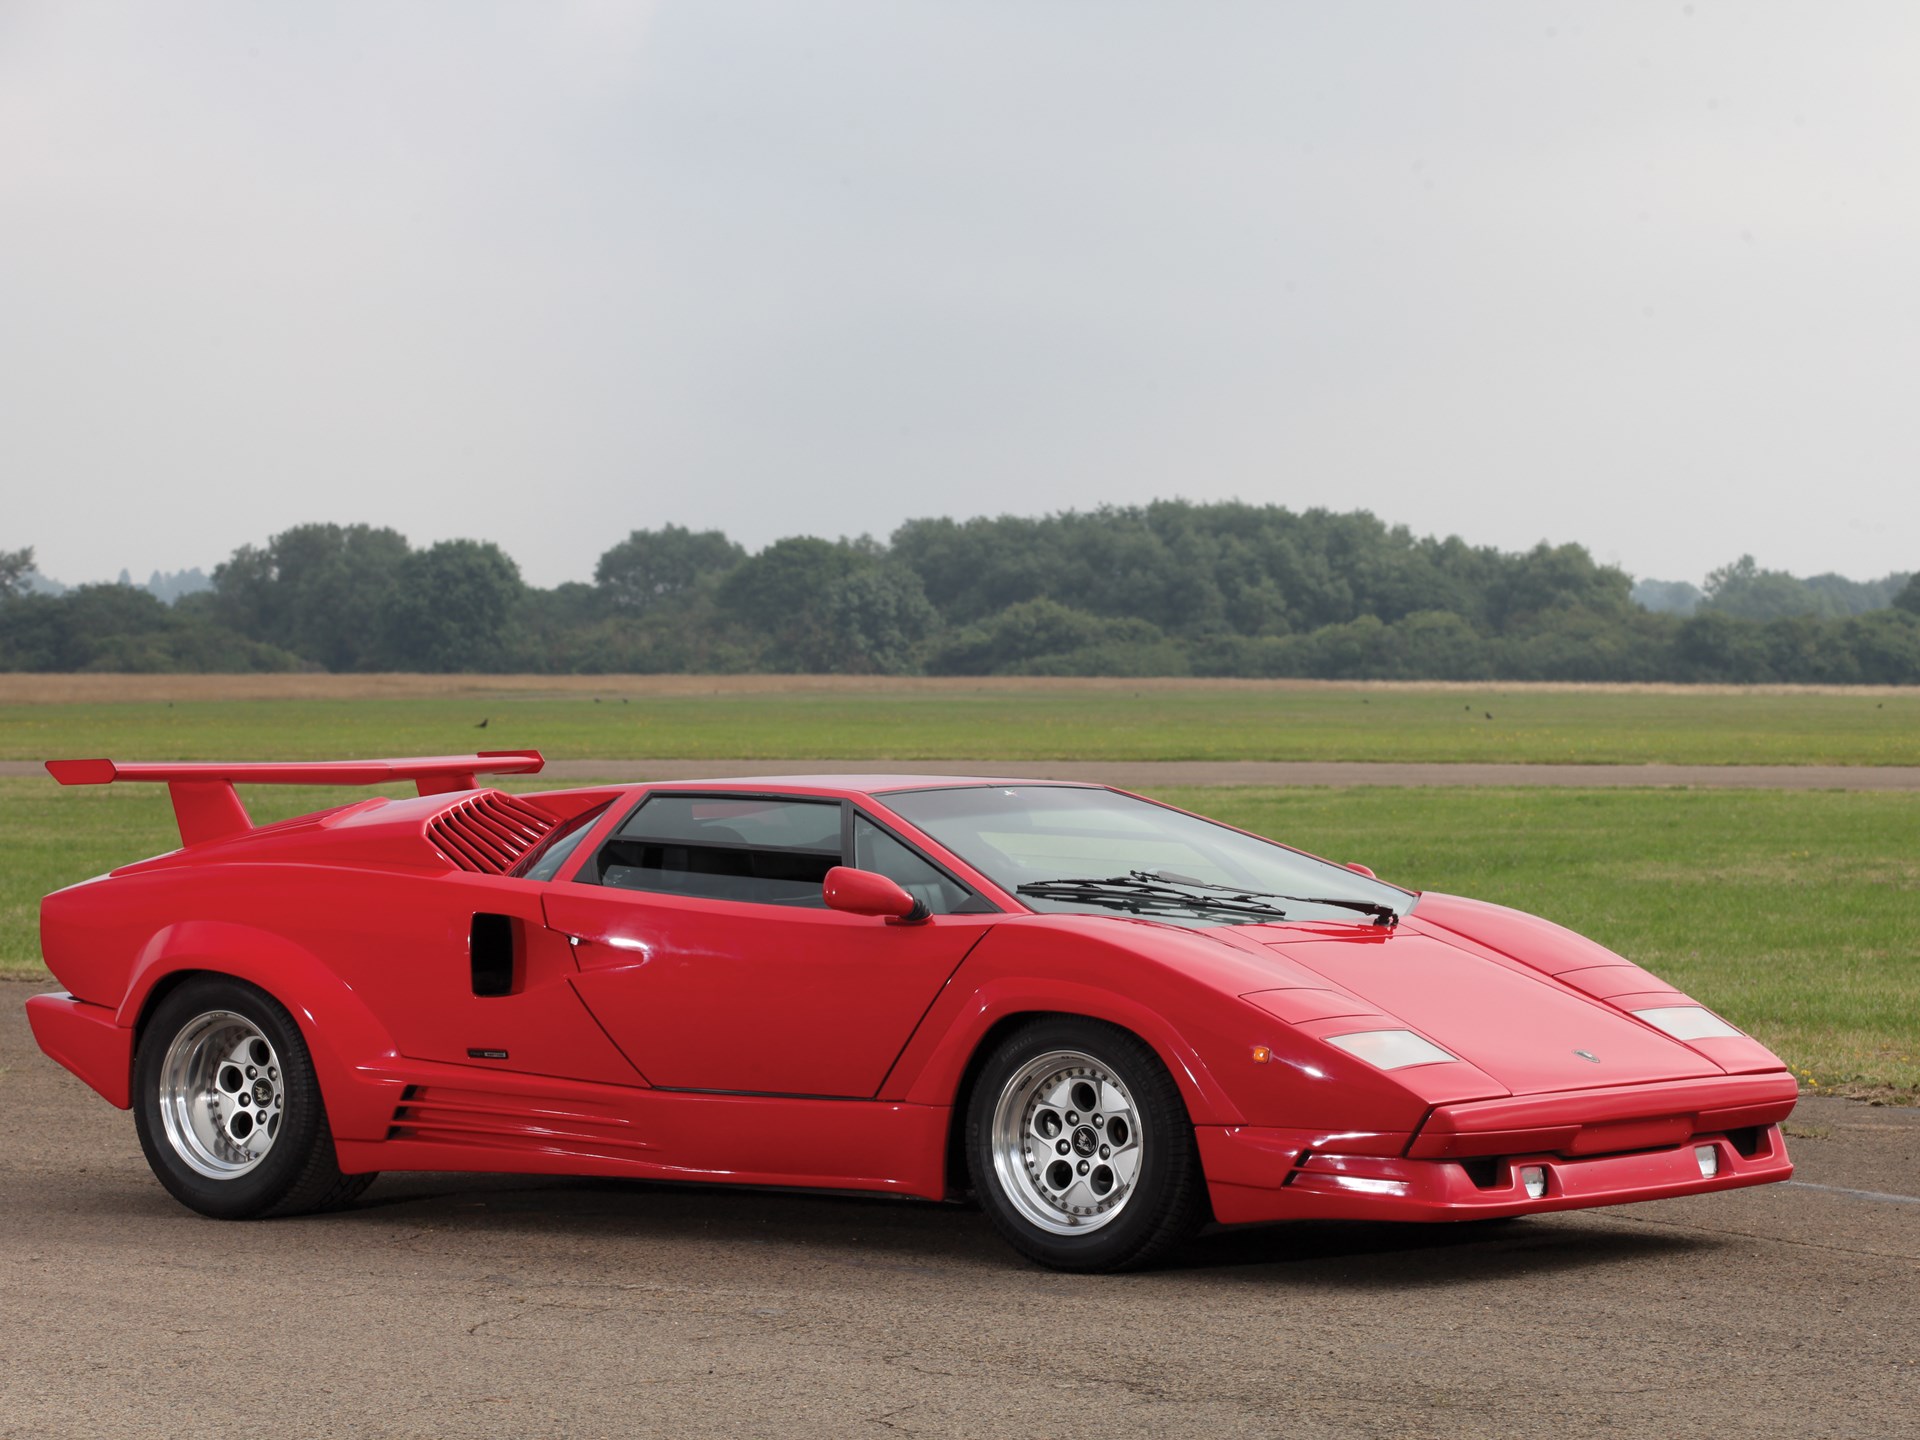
[[44, 751, 546, 848]]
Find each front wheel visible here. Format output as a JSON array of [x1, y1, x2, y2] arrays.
[[965, 1018, 1205, 1271], [133, 976, 375, 1219]]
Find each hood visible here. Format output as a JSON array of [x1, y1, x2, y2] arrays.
[[1229, 920, 1724, 1097]]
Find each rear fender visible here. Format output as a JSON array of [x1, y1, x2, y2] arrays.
[[120, 920, 404, 1142]]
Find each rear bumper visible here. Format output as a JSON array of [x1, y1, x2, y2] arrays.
[[1200, 1071, 1799, 1226], [24, 991, 133, 1109]]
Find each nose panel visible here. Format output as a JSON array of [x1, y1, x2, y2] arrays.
[[1264, 931, 1719, 1096]]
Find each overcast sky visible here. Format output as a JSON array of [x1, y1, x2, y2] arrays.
[[4, 2, 1916, 590]]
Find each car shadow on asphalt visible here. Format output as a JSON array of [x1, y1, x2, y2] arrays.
[[320, 1172, 995, 1278], [1175, 1215, 1708, 1282], [333, 1171, 1711, 1284]]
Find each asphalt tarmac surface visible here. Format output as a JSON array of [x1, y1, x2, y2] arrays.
[[3, 979, 1915, 1440]]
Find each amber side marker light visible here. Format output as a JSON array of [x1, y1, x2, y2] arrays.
[[1250, 1045, 1272, 1064]]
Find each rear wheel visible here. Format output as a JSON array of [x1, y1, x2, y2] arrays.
[[965, 1018, 1205, 1272], [133, 977, 375, 1219]]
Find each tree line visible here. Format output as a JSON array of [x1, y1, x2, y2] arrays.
[[3, 505, 1917, 681], [1633, 557, 1911, 620]]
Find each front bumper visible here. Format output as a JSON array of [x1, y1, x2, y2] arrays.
[[1199, 1072, 1799, 1226]]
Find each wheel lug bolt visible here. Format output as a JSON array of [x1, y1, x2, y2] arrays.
[[1100, 1145, 1110, 1159], [246, 1067, 256, 1079], [1065, 1111, 1078, 1124], [1077, 1160, 1090, 1175], [1093, 1114, 1104, 1127], [1056, 1140, 1070, 1155]]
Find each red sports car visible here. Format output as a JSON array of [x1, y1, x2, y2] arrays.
[[27, 751, 1796, 1271]]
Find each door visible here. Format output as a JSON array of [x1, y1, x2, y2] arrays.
[[346, 871, 646, 1088], [543, 793, 995, 1097]]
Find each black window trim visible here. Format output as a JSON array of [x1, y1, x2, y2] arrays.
[[572, 788, 1003, 913], [577, 789, 847, 889], [847, 802, 1004, 916], [604, 835, 840, 858], [508, 798, 614, 880]]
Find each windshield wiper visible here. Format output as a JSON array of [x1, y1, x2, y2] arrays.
[[1130, 870, 1400, 927], [1015, 873, 1401, 927], [1015, 876, 1293, 922]]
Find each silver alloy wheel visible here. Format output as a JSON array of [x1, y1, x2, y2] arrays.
[[989, 1048, 1145, 1237], [157, 1010, 285, 1180]]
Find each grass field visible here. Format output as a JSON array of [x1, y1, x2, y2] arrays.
[[2, 676, 1917, 765], [3, 775, 1913, 1102]]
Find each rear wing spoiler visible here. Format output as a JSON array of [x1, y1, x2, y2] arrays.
[[45, 750, 546, 848]]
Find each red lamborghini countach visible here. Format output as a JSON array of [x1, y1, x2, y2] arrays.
[[26, 751, 1797, 1271]]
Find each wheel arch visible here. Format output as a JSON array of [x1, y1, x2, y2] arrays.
[[120, 920, 405, 1142], [939, 1009, 1066, 1200], [917, 986, 1243, 1201], [887, 974, 1245, 1124]]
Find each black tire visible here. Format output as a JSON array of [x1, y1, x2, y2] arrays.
[[132, 976, 376, 1220], [965, 1017, 1205, 1272]]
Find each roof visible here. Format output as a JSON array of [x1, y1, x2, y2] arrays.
[[630, 774, 1103, 797]]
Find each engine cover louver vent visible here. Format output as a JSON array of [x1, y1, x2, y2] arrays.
[[427, 791, 558, 874]]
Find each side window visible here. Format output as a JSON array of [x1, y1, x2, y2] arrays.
[[852, 815, 979, 916], [512, 802, 610, 881], [591, 795, 842, 906]]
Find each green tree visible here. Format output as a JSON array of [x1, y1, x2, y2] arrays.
[[594, 525, 745, 613], [719, 538, 936, 672], [929, 599, 1108, 674], [720, 538, 863, 643], [817, 566, 939, 674], [1391, 610, 1491, 679], [1839, 610, 1920, 683], [1802, 570, 1913, 615], [1699, 555, 1847, 622], [0, 584, 303, 672], [379, 539, 525, 671], [0, 587, 163, 668], [1673, 610, 1776, 682], [0, 546, 34, 600], [928, 600, 1188, 676], [212, 523, 410, 669], [893, 502, 1627, 640], [1483, 543, 1633, 632], [1893, 574, 1920, 617]]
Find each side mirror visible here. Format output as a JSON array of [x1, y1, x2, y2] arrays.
[[1345, 863, 1377, 880], [823, 866, 931, 924]]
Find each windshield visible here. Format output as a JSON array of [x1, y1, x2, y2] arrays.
[[882, 785, 1413, 928]]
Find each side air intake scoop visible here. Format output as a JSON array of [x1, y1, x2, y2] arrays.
[[44, 751, 546, 848]]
